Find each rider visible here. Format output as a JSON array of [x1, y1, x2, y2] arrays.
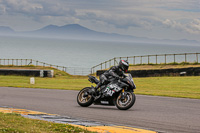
[[93, 60, 129, 94]]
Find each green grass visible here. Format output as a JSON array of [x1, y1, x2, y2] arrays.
[[0, 113, 95, 133], [0, 65, 200, 99], [0, 75, 200, 99], [1, 65, 199, 132], [134, 76, 200, 99], [0, 75, 90, 90]]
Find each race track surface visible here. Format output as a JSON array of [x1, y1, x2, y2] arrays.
[[0, 87, 200, 133]]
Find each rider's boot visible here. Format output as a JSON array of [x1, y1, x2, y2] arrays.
[[90, 82, 101, 96], [94, 82, 101, 91]]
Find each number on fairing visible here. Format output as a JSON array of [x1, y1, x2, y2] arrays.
[[104, 88, 115, 96]]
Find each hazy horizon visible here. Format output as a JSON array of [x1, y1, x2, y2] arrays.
[[0, 0, 200, 42], [1, 36, 200, 68], [0, 24, 199, 46]]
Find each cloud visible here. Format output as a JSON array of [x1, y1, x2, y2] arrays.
[[2, 0, 42, 14], [75, 7, 163, 30], [1, 0, 76, 17], [0, 4, 6, 14], [162, 18, 200, 34], [159, 0, 200, 13], [162, 19, 182, 29], [72, 0, 200, 34], [186, 19, 200, 34], [0, 0, 200, 41]]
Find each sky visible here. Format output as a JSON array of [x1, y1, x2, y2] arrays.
[[0, 0, 200, 42]]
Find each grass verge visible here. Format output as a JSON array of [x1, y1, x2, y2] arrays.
[[0, 112, 95, 133], [135, 76, 200, 99], [0, 65, 200, 99], [0, 75, 200, 99]]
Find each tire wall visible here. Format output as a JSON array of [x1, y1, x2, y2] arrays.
[[96, 67, 200, 77]]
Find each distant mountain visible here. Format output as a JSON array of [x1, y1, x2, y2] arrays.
[[29, 24, 99, 37], [0, 26, 15, 34], [0, 24, 199, 45]]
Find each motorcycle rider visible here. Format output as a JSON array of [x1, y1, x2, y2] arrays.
[[92, 60, 129, 95]]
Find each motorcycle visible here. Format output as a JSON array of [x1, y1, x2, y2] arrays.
[[77, 73, 136, 110]]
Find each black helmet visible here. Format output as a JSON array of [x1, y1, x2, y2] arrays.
[[118, 60, 129, 72]]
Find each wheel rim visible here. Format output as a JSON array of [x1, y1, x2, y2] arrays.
[[78, 89, 92, 104], [117, 92, 133, 108]]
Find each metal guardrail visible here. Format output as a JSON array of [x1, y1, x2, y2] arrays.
[[91, 52, 200, 74], [0, 59, 91, 75], [1, 52, 199, 75]]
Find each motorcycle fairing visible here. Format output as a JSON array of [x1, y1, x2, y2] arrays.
[[104, 83, 122, 96]]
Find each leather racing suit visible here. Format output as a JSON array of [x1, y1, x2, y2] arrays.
[[94, 65, 126, 91]]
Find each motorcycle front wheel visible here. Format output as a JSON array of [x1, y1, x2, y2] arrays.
[[77, 87, 94, 107], [116, 91, 136, 110]]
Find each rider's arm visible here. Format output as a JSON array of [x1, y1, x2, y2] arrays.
[[108, 66, 120, 79], [121, 71, 127, 78]]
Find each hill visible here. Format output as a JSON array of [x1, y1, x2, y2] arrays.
[[0, 26, 15, 35], [0, 24, 199, 45]]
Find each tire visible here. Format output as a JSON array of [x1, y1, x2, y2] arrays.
[[116, 91, 136, 110], [77, 87, 94, 107]]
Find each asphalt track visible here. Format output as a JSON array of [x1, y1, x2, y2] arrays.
[[0, 87, 200, 133]]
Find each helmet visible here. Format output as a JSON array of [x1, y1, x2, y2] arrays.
[[118, 60, 129, 72]]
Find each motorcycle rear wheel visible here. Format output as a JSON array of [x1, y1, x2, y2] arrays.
[[77, 87, 94, 107], [116, 91, 136, 110]]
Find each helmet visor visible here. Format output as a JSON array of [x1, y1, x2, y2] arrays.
[[124, 65, 129, 72], [121, 60, 129, 72]]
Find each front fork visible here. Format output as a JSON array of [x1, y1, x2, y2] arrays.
[[120, 89, 125, 100]]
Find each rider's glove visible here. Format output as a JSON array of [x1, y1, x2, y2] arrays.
[[115, 76, 120, 80]]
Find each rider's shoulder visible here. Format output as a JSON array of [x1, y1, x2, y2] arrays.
[[110, 66, 118, 70]]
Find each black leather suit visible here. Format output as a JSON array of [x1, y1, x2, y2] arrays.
[[95, 66, 126, 89]]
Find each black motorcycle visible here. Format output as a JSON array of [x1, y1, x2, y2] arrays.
[[77, 73, 136, 110]]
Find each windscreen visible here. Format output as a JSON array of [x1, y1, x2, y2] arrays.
[[127, 74, 136, 89]]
